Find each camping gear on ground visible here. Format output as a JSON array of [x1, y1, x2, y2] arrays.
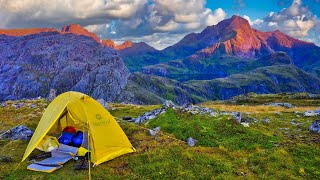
[[74, 152, 90, 170], [71, 131, 83, 147], [77, 147, 89, 156], [58, 132, 74, 145], [63, 126, 76, 133], [36, 135, 59, 152], [22, 91, 136, 171], [27, 144, 78, 173]]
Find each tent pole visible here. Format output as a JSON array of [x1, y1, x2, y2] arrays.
[[88, 123, 91, 180]]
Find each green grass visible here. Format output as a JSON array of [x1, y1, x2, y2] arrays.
[[0, 94, 320, 179], [148, 109, 279, 151]]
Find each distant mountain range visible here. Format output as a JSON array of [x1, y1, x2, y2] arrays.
[[1, 15, 320, 104]]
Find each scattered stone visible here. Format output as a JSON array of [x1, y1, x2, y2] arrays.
[[279, 128, 289, 131], [241, 123, 250, 127], [0, 156, 13, 162], [0, 125, 33, 140], [148, 127, 161, 137], [46, 89, 57, 102], [122, 116, 132, 121], [180, 104, 218, 117], [304, 110, 320, 117], [163, 100, 176, 109], [134, 108, 166, 123], [220, 111, 241, 122], [308, 94, 318, 98], [266, 102, 293, 108], [97, 98, 109, 109], [187, 137, 198, 147], [309, 120, 320, 133], [11, 102, 26, 109], [30, 104, 37, 108], [275, 112, 282, 116], [263, 118, 270, 123]]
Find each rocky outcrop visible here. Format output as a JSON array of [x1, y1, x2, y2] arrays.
[[309, 120, 320, 133], [0, 125, 33, 140], [61, 24, 100, 42], [0, 28, 58, 36], [0, 32, 130, 101]]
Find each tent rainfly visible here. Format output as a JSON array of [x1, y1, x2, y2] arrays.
[[22, 91, 136, 166]]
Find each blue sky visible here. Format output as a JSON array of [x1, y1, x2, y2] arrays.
[[207, 0, 320, 19], [0, 0, 319, 49]]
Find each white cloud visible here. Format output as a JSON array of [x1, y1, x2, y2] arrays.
[[0, 0, 226, 49], [0, 0, 146, 28], [253, 0, 316, 38], [243, 15, 263, 26]]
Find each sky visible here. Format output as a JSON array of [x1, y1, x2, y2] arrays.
[[0, 0, 319, 49]]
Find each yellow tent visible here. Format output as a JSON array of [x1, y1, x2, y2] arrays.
[[22, 91, 136, 165]]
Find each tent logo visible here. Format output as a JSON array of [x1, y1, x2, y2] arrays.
[[93, 114, 110, 126], [96, 114, 102, 120]]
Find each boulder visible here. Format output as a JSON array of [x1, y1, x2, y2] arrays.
[[266, 102, 293, 108], [0, 125, 34, 140], [163, 100, 176, 109], [148, 127, 161, 137], [309, 120, 320, 133], [46, 89, 57, 102], [187, 137, 198, 147], [97, 98, 109, 109], [304, 109, 320, 117], [134, 108, 166, 123]]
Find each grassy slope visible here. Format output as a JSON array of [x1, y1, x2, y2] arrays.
[[1, 94, 320, 179]]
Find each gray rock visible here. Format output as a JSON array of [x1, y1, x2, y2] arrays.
[[46, 89, 57, 102], [97, 98, 109, 109], [0, 125, 33, 140], [309, 120, 320, 133], [266, 102, 293, 108], [30, 104, 37, 108], [0, 33, 129, 102], [304, 109, 320, 117], [163, 100, 176, 109], [263, 118, 271, 123], [220, 111, 241, 122], [149, 127, 161, 137], [134, 108, 166, 123], [187, 137, 198, 147]]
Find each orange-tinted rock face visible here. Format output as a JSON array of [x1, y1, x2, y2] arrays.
[[61, 24, 100, 42], [190, 15, 314, 59], [101, 40, 133, 50], [115, 41, 133, 50], [0, 28, 58, 36], [101, 39, 116, 48], [0, 24, 137, 51]]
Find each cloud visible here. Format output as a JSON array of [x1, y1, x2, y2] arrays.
[[0, 0, 147, 28], [251, 0, 319, 45], [243, 15, 264, 26], [0, 0, 226, 49]]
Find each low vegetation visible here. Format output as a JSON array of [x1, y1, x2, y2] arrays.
[[0, 93, 319, 179]]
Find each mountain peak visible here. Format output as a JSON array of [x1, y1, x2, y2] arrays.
[[61, 24, 100, 42], [0, 28, 58, 36], [221, 15, 251, 30]]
